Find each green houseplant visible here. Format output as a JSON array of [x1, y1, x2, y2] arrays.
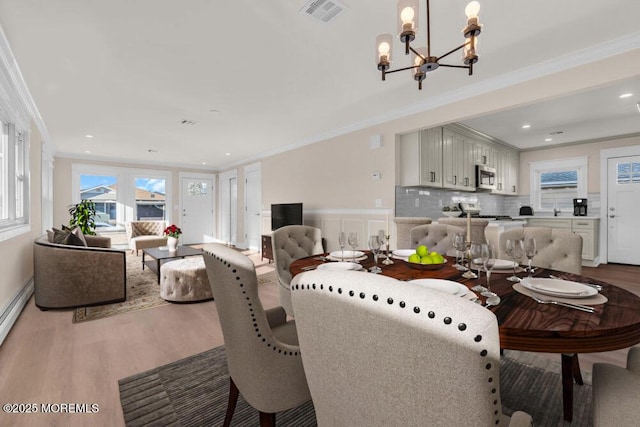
[[68, 199, 97, 235]]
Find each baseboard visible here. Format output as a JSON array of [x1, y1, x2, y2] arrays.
[[0, 278, 33, 347]]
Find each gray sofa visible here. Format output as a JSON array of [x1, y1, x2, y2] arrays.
[[33, 234, 126, 309]]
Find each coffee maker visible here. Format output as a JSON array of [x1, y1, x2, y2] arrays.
[[573, 198, 588, 216]]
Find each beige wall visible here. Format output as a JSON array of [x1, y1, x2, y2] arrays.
[[519, 135, 640, 195], [0, 120, 43, 311]]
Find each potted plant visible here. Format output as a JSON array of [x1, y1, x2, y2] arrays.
[[164, 224, 182, 252], [68, 200, 97, 235]]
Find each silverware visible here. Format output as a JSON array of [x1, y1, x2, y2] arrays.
[[527, 291, 595, 313], [549, 275, 602, 292]]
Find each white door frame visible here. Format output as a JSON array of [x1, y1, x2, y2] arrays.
[[599, 144, 640, 263], [244, 162, 262, 252], [218, 169, 238, 245], [178, 171, 216, 243]]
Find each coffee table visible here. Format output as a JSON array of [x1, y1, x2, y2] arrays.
[[142, 246, 203, 283]]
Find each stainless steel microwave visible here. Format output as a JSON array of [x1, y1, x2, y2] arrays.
[[476, 165, 496, 190]]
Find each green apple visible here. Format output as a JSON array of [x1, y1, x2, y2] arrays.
[[408, 253, 421, 263], [416, 245, 429, 257], [431, 253, 445, 264], [420, 255, 434, 264]]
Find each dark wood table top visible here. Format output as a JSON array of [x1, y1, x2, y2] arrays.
[[143, 245, 202, 260], [290, 252, 640, 354]]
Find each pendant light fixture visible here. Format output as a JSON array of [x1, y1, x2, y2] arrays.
[[376, 0, 483, 90]]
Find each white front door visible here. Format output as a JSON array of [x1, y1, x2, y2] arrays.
[[244, 164, 261, 252], [607, 156, 640, 264], [180, 176, 214, 244]]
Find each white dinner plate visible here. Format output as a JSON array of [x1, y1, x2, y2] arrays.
[[392, 249, 415, 258], [520, 277, 597, 299], [409, 279, 468, 297], [317, 262, 363, 271], [329, 250, 365, 260], [492, 259, 518, 269]]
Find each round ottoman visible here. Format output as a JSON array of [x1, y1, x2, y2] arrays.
[[160, 256, 213, 302]]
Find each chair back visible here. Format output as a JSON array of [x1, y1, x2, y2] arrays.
[[291, 270, 508, 426], [409, 224, 465, 256], [393, 217, 432, 249], [271, 225, 323, 315], [498, 227, 583, 275], [437, 217, 490, 244], [202, 243, 310, 412]]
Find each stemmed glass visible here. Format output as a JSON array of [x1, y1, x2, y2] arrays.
[[368, 235, 382, 273], [470, 242, 487, 292], [481, 244, 497, 297], [380, 229, 394, 265], [338, 232, 346, 260], [524, 237, 537, 278], [505, 238, 524, 282], [453, 233, 466, 271], [348, 232, 359, 262]]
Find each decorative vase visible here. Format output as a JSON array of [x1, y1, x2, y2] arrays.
[[167, 236, 178, 252]]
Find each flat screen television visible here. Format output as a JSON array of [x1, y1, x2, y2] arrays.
[[271, 203, 303, 231]]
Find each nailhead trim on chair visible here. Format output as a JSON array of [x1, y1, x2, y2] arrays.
[[206, 252, 300, 357], [292, 279, 502, 424]]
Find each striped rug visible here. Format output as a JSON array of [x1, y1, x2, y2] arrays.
[[119, 347, 593, 426]]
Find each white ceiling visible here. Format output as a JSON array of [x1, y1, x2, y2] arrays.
[[0, 0, 639, 170]]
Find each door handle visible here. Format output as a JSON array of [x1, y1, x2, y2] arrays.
[[609, 214, 616, 218]]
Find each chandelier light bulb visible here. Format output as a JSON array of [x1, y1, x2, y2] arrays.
[[378, 42, 390, 56], [400, 7, 415, 25], [465, 1, 480, 19]]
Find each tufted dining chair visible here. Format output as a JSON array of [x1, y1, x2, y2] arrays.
[[271, 225, 324, 317], [290, 270, 533, 427], [393, 217, 432, 249], [498, 227, 583, 275], [409, 224, 465, 256], [202, 243, 311, 427], [592, 346, 640, 426]]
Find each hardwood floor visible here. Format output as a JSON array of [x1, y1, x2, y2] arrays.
[[0, 259, 637, 427]]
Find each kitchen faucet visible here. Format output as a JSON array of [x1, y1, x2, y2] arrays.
[[553, 206, 561, 216]]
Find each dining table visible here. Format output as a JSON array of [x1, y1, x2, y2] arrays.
[[290, 252, 640, 422]]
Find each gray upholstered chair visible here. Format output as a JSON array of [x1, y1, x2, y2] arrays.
[[437, 217, 490, 244], [290, 270, 533, 427], [409, 224, 465, 256], [202, 243, 311, 427], [393, 217, 432, 249], [271, 225, 323, 317], [498, 227, 583, 275], [593, 346, 640, 426]]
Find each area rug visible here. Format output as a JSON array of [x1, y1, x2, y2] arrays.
[[72, 251, 277, 323], [118, 347, 593, 427]]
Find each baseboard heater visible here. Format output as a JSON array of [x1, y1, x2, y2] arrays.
[[0, 278, 33, 346]]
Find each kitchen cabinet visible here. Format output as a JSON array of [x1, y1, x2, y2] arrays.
[[400, 128, 443, 187], [521, 217, 600, 266], [442, 128, 475, 191], [492, 148, 520, 195]]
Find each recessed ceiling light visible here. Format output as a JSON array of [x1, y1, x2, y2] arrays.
[[545, 138, 552, 142], [619, 93, 633, 98], [225, 152, 231, 156], [202, 162, 207, 165], [85, 134, 93, 138], [84, 150, 91, 153], [522, 124, 531, 129]]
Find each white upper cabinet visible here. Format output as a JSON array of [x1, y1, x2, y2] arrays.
[[400, 127, 443, 187]]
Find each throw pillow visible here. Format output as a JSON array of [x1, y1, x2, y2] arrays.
[[52, 227, 87, 247], [69, 226, 88, 246]]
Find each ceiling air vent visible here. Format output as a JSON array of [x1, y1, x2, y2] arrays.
[[300, 0, 347, 24]]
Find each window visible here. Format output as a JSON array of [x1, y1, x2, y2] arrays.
[[530, 157, 588, 213], [135, 177, 166, 220], [80, 174, 118, 230], [0, 121, 29, 231], [616, 161, 640, 184]]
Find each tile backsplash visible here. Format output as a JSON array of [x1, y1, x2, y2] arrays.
[[395, 187, 600, 219]]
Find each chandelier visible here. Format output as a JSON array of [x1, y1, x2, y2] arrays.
[[376, 0, 483, 90]]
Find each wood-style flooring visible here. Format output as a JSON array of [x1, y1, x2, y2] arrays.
[[0, 258, 637, 427]]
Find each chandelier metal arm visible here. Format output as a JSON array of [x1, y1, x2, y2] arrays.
[[437, 41, 470, 62], [409, 45, 426, 60], [385, 64, 421, 75]]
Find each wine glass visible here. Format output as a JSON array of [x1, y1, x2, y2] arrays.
[[453, 233, 466, 271], [470, 242, 487, 292], [348, 232, 359, 262], [368, 235, 382, 273], [481, 244, 497, 297], [524, 237, 537, 278], [505, 238, 523, 282], [338, 232, 346, 260]]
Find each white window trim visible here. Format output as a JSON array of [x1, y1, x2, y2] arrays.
[[71, 163, 173, 227], [529, 156, 588, 213]]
